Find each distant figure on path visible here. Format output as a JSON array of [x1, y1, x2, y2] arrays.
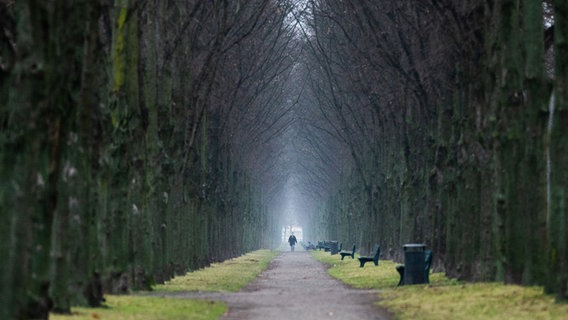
[[288, 233, 297, 251]]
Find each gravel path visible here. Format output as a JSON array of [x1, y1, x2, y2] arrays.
[[164, 250, 393, 320]]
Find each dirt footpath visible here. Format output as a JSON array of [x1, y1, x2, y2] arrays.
[[172, 250, 393, 320]]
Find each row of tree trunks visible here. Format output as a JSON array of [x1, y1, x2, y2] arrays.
[[0, 0, 297, 318], [304, 0, 567, 300]]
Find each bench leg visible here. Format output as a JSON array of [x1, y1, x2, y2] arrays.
[[359, 260, 366, 268], [341, 254, 346, 260], [396, 265, 405, 286]]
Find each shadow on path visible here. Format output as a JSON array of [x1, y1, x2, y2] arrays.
[[162, 251, 393, 320]]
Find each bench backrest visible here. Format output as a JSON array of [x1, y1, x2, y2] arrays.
[[373, 245, 381, 262], [424, 250, 433, 283], [425, 250, 433, 270]]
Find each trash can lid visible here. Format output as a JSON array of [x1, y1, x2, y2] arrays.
[[403, 243, 426, 251]]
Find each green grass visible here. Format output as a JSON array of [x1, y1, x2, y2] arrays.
[[50, 295, 225, 320], [51, 249, 278, 320], [380, 282, 568, 320], [312, 250, 568, 320], [154, 249, 278, 292]]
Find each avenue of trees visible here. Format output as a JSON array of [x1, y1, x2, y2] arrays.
[[1, 0, 567, 319]]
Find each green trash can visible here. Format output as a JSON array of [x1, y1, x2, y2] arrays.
[[403, 244, 426, 285]]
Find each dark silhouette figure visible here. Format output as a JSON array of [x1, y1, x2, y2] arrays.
[[288, 233, 297, 251]]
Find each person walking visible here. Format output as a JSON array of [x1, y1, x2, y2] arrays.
[[288, 233, 298, 251]]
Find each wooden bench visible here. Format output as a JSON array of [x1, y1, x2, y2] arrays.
[[302, 241, 316, 250], [358, 245, 381, 267], [396, 250, 433, 286], [339, 244, 356, 260], [328, 241, 340, 255], [316, 240, 339, 254]]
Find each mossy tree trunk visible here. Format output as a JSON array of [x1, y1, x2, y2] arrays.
[[0, 0, 92, 317], [548, 0, 568, 300]]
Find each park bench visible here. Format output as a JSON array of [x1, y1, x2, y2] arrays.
[[339, 244, 356, 260], [357, 245, 381, 267], [328, 241, 340, 255], [317, 240, 340, 254], [302, 241, 316, 250], [316, 241, 328, 251], [396, 249, 433, 286]]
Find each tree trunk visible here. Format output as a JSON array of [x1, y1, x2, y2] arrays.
[[548, 0, 568, 300]]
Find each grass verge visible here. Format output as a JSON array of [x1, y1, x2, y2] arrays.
[[154, 249, 278, 292], [50, 295, 225, 320], [51, 249, 278, 320], [312, 250, 568, 319]]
